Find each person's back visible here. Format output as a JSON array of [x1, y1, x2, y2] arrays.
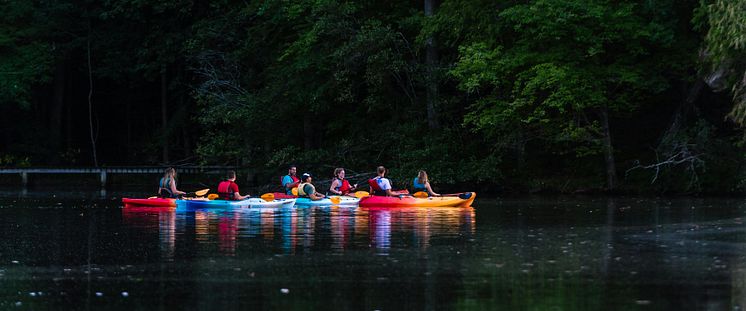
[[413, 177, 426, 192], [217, 170, 249, 201], [413, 170, 439, 196], [158, 167, 185, 198], [368, 166, 396, 196], [217, 179, 238, 200]]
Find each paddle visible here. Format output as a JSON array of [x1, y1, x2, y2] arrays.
[[207, 193, 219, 200], [413, 191, 428, 198], [192, 188, 210, 197], [354, 191, 370, 198], [291, 187, 299, 196], [260, 193, 275, 202], [329, 196, 341, 204]]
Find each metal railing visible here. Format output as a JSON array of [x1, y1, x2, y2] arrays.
[[0, 166, 238, 188]]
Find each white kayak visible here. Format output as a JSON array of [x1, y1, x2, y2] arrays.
[[294, 196, 360, 207], [176, 198, 296, 209]]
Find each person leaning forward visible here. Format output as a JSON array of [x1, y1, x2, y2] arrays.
[[297, 173, 326, 201]]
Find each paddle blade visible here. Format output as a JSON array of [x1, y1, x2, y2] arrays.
[[260, 193, 275, 202], [330, 196, 341, 205], [413, 191, 428, 198], [194, 189, 209, 197], [354, 191, 370, 199], [207, 193, 219, 200], [291, 187, 299, 196]]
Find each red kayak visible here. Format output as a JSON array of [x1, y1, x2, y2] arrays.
[[359, 192, 476, 208], [122, 197, 176, 208], [271, 192, 297, 199]]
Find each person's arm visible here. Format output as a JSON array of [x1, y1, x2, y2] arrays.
[[170, 180, 186, 195], [329, 179, 342, 195], [425, 182, 439, 196], [233, 184, 249, 200], [284, 176, 299, 190]]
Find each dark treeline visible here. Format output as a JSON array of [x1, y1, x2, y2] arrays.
[[1, 0, 744, 194]]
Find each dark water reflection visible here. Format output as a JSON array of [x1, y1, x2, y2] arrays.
[[1, 194, 745, 310]]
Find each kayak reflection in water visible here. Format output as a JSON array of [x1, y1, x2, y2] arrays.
[[158, 167, 186, 198], [329, 168, 358, 197], [217, 170, 250, 200], [368, 166, 406, 197], [297, 173, 327, 201], [413, 170, 439, 197]]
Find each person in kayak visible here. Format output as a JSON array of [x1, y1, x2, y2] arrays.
[[281, 165, 301, 195], [413, 170, 440, 197], [368, 166, 403, 197], [217, 170, 250, 201], [158, 167, 186, 198], [298, 173, 326, 201], [329, 168, 357, 196]]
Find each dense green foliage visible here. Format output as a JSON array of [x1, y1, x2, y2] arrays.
[[0, 0, 743, 194]]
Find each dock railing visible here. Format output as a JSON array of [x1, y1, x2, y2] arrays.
[[0, 166, 238, 189]]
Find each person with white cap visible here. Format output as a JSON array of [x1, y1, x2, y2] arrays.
[[297, 173, 326, 201]]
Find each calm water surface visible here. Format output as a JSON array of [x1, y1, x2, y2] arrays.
[[0, 192, 745, 310]]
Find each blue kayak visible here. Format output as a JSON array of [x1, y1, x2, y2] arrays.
[[294, 196, 360, 207], [176, 198, 296, 210]]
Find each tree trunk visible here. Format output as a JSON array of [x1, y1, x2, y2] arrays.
[[424, 0, 440, 130], [161, 66, 169, 164], [599, 107, 617, 190], [50, 61, 66, 163], [87, 28, 98, 167], [660, 80, 704, 145], [126, 100, 132, 162]]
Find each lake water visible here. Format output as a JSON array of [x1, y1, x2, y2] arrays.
[[0, 192, 745, 310]]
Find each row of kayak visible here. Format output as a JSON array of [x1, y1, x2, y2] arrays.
[[122, 192, 476, 209]]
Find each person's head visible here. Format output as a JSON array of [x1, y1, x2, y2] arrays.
[[164, 167, 176, 178], [301, 173, 312, 183], [377, 166, 386, 177], [417, 170, 428, 184], [226, 170, 236, 180], [288, 165, 297, 176], [334, 168, 345, 179]]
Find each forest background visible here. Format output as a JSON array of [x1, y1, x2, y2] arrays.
[[1, 0, 745, 195]]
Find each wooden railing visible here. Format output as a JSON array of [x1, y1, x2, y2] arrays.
[[0, 166, 238, 188]]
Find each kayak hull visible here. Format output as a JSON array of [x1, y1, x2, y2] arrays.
[[358, 192, 476, 208], [122, 198, 176, 207], [271, 192, 297, 199], [294, 196, 360, 207], [176, 198, 294, 209]]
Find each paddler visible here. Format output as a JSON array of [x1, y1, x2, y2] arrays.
[[297, 173, 326, 201], [413, 170, 439, 196], [281, 165, 300, 195], [329, 167, 357, 197], [368, 166, 404, 197], [217, 170, 250, 200], [158, 167, 186, 198]]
